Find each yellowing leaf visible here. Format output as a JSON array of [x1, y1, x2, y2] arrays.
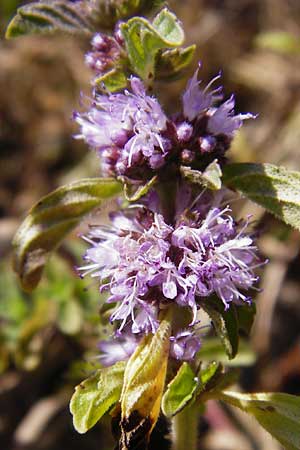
[[120, 316, 171, 449]]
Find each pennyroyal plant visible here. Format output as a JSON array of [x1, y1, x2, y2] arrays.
[[7, 1, 300, 450]]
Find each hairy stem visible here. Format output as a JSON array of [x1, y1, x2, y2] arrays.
[[171, 402, 198, 450]]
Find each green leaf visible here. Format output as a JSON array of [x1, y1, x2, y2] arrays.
[[123, 175, 158, 202], [95, 68, 128, 93], [181, 160, 222, 190], [162, 362, 198, 417], [199, 361, 222, 389], [120, 8, 184, 83], [236, 302, 256, 336], [70, 361, 126, 434], [13, 178, 122, 291], [223, 163, 300, 231], [218, 391, 300, 450], [120, 314, 171, 448], [202, 297, 239, 359], [156, 45, 196, 80], [256, 31, 300, 55], [6, 1, 93, 38], [152, 8, 184, 45]]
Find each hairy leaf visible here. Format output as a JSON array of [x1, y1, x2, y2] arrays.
[[219, 391, 300, 450], [95, 68, 128, 93], [199, 362, 222, 390], [236, 302, 256, 335], [70, 361, 126, 434], [123, 176, 158, 202], [181, 160, 222, 190], [162, 362, 198, 417], [223, 163, 300, 231], [202, 297, 239, 359], [152, 8, 184, 44], [6, 1, 93, 38], [156, 45, 196, 80], [120, 8, 184, 83], [120, 315, 171, 449], [13, 178, 122, 291]]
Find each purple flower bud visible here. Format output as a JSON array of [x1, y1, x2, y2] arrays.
[[176, 122, 193, 142], [198, 135, 216, 153], [91, 33, 106, 50], [181, 149, 195, 164]]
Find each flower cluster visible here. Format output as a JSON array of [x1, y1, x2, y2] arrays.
[[74, 77, 171, 180], [176, 67, 255, 167], [79, 188, 262, 364], [75, 63, 254, 182]]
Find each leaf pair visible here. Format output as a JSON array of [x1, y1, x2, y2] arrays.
[[218, 391, 300, 450], [223, 162, 300, 231], [5, 1, 93, 38], [70, 316, 171, 449], [5, 0, 165, 38], [120, 8, 195, 85], [6, 3, 195, 92], [13, 178, 121, 291]]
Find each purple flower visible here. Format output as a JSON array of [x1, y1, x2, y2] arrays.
[[98, 332, 139, 366], [182, 66, 223, 121], [79, 187, 264, 359], [175, 65, 256, 167], [75, 62, 255, 182], [207, 95, 255, 138], [170, 329, 201, 361], [74, 77, 171, 179]]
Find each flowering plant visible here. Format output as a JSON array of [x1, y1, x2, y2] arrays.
[[7, 1, 300, 450]]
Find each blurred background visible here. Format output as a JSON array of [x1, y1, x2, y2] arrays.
[[1, 1, 300, 449]]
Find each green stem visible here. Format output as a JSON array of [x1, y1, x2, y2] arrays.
[[171, 402, 198, 450]]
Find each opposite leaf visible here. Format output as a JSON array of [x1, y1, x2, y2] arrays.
[[181, 160, 222, 190], [162, 362, 198, 417], [95, 68, 128, 93], [120, 315, 171, 450], [201, 296, 239, 360], [156, 45, 196, 80], [13, 178, 122, 291], [70, 361, 126, 434], [219, 391, 300, 450], [121, 8, 184, 83], [223, 162, 300, 231], [6, 1, 93, 38]]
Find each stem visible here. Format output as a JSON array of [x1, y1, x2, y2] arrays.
[[171, 402, 198, 450]]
